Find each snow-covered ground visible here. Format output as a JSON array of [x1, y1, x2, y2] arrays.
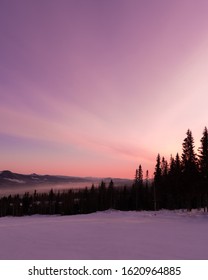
[[0, 210, 208, 260]]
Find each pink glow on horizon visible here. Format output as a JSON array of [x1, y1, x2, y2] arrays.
[[1, 1, 208, 178]]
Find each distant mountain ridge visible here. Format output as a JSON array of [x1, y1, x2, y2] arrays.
[[0, 170, 92, 186], [0, 170, 132, 187]]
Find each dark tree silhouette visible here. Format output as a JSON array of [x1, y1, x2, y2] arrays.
[[153, 154, 162, 210], [198, 127, 208, 179], [181, 129, 198, 176], [181, 129, 199, 210], [198, 127, 208, 211]]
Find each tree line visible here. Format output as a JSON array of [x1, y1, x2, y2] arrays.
[[0, 180, 150, 216], [151, 127, 208, 211], [0, 127, 208, 216]]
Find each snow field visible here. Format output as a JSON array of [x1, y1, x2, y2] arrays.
[[0, 210, 208, 260]]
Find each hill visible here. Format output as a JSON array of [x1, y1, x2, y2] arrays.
[[0, 170, 132, 196]]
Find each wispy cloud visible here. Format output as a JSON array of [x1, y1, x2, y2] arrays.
[[1, 0, 208, 177]]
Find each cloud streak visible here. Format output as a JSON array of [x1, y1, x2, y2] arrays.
[[1, 0, 208, 178]]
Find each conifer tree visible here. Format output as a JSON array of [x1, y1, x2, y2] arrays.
[[169, 153, 182, 209], [133, 164, 144, 210], [145, 170, 149, 187], [198, 127, 208, 179], [138, 164, 143, 186], [134, 168, 139, 185], [138, 164, 144, 209], [198, 127, 208, 211], [153, 154, 162, 210], [169, 153, 181, 181], [181, 129, 199, 210], [181, 129, 198, 176], [144, 170, 151, 210], [161, 157, 168, 177], [154, 154, 162, 185], [169, 155, 175, 176], [175, 153, 181, 175]]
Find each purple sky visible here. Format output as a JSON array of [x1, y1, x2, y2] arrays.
[[1, 0, 208, 178]]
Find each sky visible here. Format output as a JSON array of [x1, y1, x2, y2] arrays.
[[1, 0, 208, 179]]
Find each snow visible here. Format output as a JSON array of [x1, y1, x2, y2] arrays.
[[4, 178, 25, 184], [0, 210, 208, 260]]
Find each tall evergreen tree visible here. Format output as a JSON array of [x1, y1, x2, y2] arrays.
[[168, 153, 182, 209], [154, 154, 162, 184], [169, 153, 182, 181], [175, 153, 181, 175], [153, 154, 162, 210], [161, 157, 168, 178], [169, 155, 175, 176], [198, 127, 208, 179], [181, 129, 199, 210], [198, 127, 208, 211], [145, 170, 149, 188], [134, 168, 139, 185], [138, 164, 143, 186], [133, 164, 143, 210], [137, 164, 144, 209], [181, 129, 198, 176]]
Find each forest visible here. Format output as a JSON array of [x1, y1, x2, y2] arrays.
[[0, 127, 208, 217]]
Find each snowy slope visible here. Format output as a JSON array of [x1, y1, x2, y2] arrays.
[[0, 210, 208, 260]]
